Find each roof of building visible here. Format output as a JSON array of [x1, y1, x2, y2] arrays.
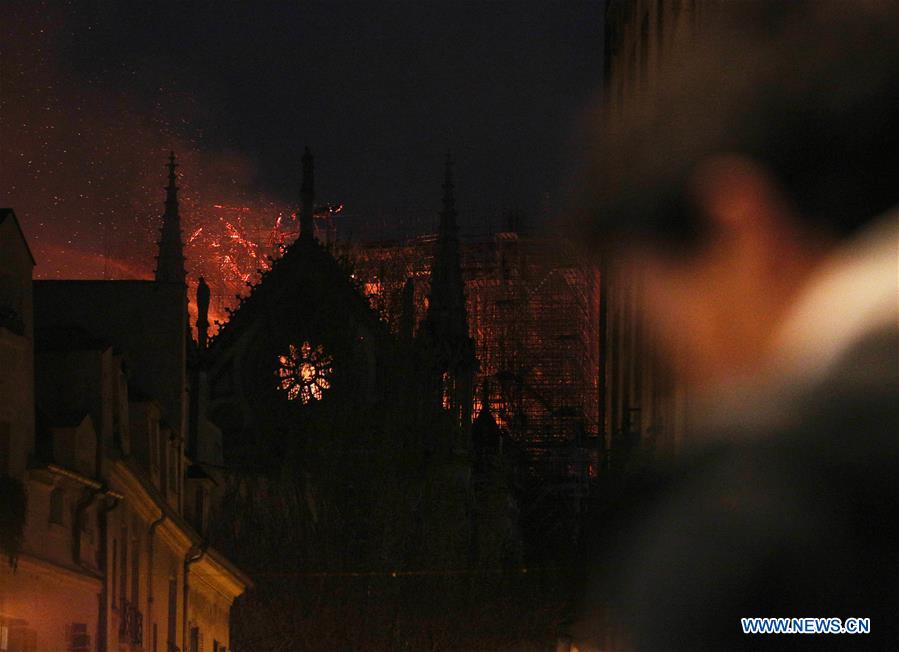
[[0, 208, 37, 265], [118, 455, 253, 591], [207, 234, 387, 354]]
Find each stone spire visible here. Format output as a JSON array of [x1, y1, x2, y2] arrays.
[[399, 277, 415, 341], [472, 379, 502, 458], [299, 146, 315, 241], [196, 276, 210, 349], [155, 151, 187, 284], [422, 152, 476, 429], [426, 152, 469, 343]]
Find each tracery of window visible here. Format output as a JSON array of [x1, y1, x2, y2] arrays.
[[276, 342, 333, 403]]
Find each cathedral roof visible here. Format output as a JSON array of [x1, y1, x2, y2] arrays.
[[206, 234, 387, 355], [207, 148, 389, 355]]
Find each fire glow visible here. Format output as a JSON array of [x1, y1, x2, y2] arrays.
[[182, 201, 295, 335], [184, 201, 346, 335]]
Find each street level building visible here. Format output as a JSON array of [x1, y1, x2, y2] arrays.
[[0, 157, 248, 652]]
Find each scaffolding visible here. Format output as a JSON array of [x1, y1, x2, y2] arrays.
[[339, 230, 601, 486]]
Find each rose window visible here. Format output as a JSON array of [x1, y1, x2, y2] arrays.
[[276, 342, 333, 403]]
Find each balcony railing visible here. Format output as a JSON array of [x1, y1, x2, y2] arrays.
[[118, 600, 143, 647]]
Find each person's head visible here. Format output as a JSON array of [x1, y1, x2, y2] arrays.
[[583, 1, 899, 388]]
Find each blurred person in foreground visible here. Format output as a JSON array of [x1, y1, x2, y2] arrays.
[[573, 2, 898, 650]]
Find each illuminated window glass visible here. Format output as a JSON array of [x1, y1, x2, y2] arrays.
[[276, 342, 333, 403]]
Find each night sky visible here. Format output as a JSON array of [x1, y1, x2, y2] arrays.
[[1, 0, 603, 287]]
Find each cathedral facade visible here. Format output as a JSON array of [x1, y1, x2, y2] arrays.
[[193, 150, 522, 649]]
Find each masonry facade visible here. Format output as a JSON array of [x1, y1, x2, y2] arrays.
[[0, 163, 247, 652]]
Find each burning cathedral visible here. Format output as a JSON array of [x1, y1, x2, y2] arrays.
[[1, 145, 591, 650], [193, 150, 525, 648]]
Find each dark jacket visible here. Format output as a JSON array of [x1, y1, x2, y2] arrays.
[[577, 327, 899, 650]]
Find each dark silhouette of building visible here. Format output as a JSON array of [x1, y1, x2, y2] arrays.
[[155, 152, 187, 285], [186, 149, 534, 649], [418, 153, 477, 435], [199, 149, 409, 467], [1, 154, 247, 651], [5, 146, 591, 649], [340, 219, 601, 508]]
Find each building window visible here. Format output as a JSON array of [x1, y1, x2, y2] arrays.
[[66, 623, 90, 652], [167, 575, 178, 648], [131, 538, 141, 604], [49, 487, 65, 525], [276, 341, 333, 403], [119, 527, 128, 609]]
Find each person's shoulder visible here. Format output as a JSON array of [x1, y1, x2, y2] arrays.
[[792, 324, 898, 469], [609, 327, 899, 649]]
